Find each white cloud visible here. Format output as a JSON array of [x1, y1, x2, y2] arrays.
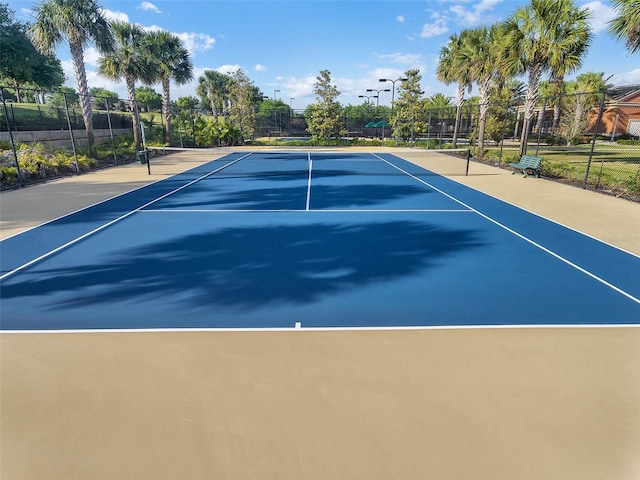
[[83, 47, 101, 67], [255, 64, 267, 72], [371, 68, 407, 82], [272, 75, 317, 102], [100, 8, 129, 23], [582, 1, 617, 34], [397, 15, 406, 23], [216, 64, 242, 74], [450, 0, 503, 25], [140, 2, 161, 14], [377, 52, 423, 65], [610, 68, 640, 85], [420, 19, 449, 38], [175, 32, 216, 57], [141, 24, 164, 33]]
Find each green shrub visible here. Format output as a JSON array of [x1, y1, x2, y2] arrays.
[[617, 139, 640, 146]]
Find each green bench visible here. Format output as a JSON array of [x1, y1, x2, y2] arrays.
[[509, 155, 542, 178]]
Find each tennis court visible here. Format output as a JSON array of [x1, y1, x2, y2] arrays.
[[2, 149, 640, 480], [1, 150, 639, 329]]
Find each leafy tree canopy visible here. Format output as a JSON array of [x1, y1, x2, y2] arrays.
[[176, 95, 199, 109], [0, 3, 64, 92], [136, 85, 162, 110], [306, 69, 345, 140]]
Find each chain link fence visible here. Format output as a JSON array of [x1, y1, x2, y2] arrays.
[[2, 84, 639, 198]]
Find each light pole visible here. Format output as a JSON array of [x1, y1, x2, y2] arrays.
[[359, 95, 378, 139], [379, 78, 407, 143], [273, 90, 280, 135], [366, 88, 390, 110], [367, 88, 390, 143], [379, 77, 407, 116], [289, 97, 295, 130], [358, 94, 378, 105]]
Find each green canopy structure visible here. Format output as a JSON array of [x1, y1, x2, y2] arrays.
[[365, 120, 390, 128]]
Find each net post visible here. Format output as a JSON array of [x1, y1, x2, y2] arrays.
[[465, 149, 471, 176]]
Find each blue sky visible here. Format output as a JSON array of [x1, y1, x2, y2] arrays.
[[6, 0, 640, 108]]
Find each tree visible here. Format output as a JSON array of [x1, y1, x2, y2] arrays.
[[29, 0, 114, 151], [89, 87, 118, 103], [609, 0, 640, 54], [227, 69, 258, 143], [559, 72, 612, 145], [135, 86, 162, 111], [393, 69, 427, 141], [504, 0, 592, 155], [306, 70, 345, 141], [98, 21, 153, 151], [436, 30, 474, 148], [0, 4, 64, 101], [547, 0, 592, 132], [197, 70, 231, 120], [47, 85, 78, 109], [259, 98, 290, 131], [176, 96, 199, 109], [344, 102, 381, 133], [144, 30, 193, 145], [462, 24, 508, 156]]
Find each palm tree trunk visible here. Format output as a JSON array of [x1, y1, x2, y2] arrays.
[[210, 93, 218, 121], [126, 78, 142, 151], [70, 40, 94, 152], [551, 76, 564, 134], [452, 82, 465, 149], [477, 80, 491, 157], [162, 77, 173, 145], [520, 63, 544, 156]]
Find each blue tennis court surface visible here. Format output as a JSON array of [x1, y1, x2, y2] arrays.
[[1, 151, 639, 330]]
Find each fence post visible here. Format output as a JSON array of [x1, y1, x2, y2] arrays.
[[63, 92, 79, 173], [583, 92, 606, 189], [1, 86, 24, 187], [535, 97, 547, 156], [499, 99, 510, 163], [105, 98, 118, 165], [426, 109, 432, 148]]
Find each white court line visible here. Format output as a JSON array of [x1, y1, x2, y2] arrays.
[[0, 153, 253, 282], [374, 153, 640, 306], [306, 152, 312, 211], [138, 208, 473, 213], [2, 323, 639, 334]]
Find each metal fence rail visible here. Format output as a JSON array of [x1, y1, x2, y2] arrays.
[[2, 84, 639, 198]]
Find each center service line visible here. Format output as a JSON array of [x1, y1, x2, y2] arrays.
[[306, 152, 313, 211]]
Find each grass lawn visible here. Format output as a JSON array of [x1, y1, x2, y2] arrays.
[[487, 143, 640, 196]]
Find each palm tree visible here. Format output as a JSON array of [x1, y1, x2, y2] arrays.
[[144, 30, 193, 146], [436, 30, 474, 148], [462, 24, 508, 157], [608, 0, 640, 54], [197, 70, 230, 121], [560, 72, 612, 145], [98, 21, 153, 151], [29, 0, 113, 152], [504, 0, 593, 155], [548, 0, 592, 132]]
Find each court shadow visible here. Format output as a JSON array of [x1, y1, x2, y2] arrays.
[[149, 181, 429, 210], [1, 220, 482, 314]]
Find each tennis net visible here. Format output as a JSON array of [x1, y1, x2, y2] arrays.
[[392, 148, 473, 177]]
